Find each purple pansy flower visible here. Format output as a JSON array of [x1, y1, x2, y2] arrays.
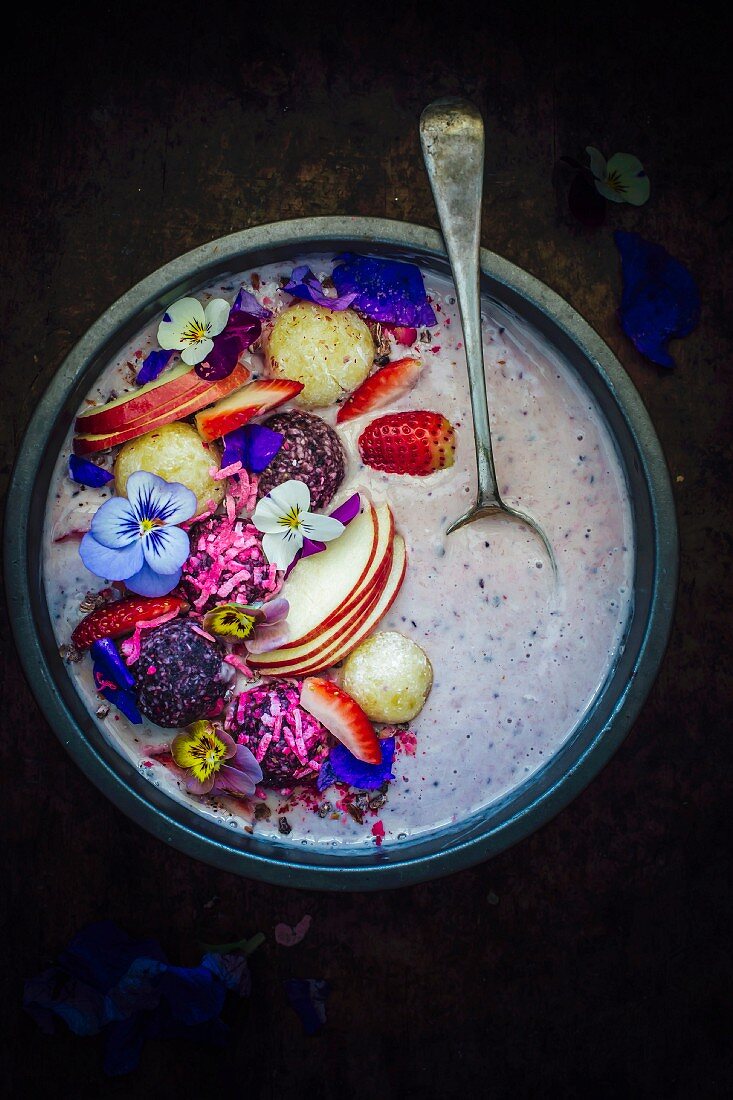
[[79, 471, 196, 597], [202, 597, 290, 655], [331, 253, 437, 326], [221, 423, 284, 473], [171, 720, 263, 797], [283, 265, 358, 311]]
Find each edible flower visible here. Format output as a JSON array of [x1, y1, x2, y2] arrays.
[[171, 720, 263, 797], [587, 147, 650, 206], [251, 479, 346, 572], [614, 229, 700, 368], [197, 309, 262, 381], [157, 296, 231, 366], [283, 265, 358, 311], [79, 471, 196, 597], [136, 348, 173, 386], [233, 285, 272, 319], [202, 597, 290, 654], [221, 423, 284, 474], [67, 454, 114, 488], [318, 736, 396, 791], [283, 978, 330, 1036], [285, 492, 361, 577], [331, 253, 437, 327]]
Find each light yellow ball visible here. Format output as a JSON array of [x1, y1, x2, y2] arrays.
[[266, 300, 374, 408], [341, 631, 433, 724], [114, 422, 225, 516]]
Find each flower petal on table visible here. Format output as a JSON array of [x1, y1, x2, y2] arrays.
[[141, 524, 191, 573], [80, 533, 144, 580]]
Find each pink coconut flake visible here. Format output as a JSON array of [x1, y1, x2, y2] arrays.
[[255, 731, 273, 763], [209, 461, 243, 481], [120, 609, 181, 665], [191, 624, 217, 643], [224, 652, 253, 678]]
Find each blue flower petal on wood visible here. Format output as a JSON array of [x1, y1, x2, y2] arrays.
[[614, 230, 700, 368]]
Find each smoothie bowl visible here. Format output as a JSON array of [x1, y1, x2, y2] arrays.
[[5, 217, 677, 889]]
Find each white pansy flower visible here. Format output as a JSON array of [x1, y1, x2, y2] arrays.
[[251, 479, 345, 571], [157, 296, 231, 365], [586, 147, 650, 206]]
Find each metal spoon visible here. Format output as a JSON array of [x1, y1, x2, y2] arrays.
[[420, 98, 557, 575]]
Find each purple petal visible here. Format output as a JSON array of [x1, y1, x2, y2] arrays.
[[195, 312, 262, 381], [68, 455, 114, 488], [140, 524, 190, 574], [186, 773, 215, 795], [328, 492, 360, 525], [260, 597, 289, 624], [221, 424, 283, 474], [327, 737, 396, 790], [300, 537, 327, 560], [90, 638, 135, 690], [124, 560, 181, 597], [316, 759, 336, 792], [331, 254, 437, 327], [233, 286, 272, 320], [126, 471, 197, 527], [80, 533, 144, 581], [245, 620, 290, 654], [232, 743, 264, 783], [213, 763, 258, 798], [283, 266, 358, 311], [136, 348, 173, 386], [614, 230, 701, 368]]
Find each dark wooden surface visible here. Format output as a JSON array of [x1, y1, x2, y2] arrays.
[[2, 4, 731, 1096]]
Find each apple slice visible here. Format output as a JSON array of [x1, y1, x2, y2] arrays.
[[195, 379, 304, 441], [248, 541, 393, 672], [252, 536, 406, 677], [73, 365, 252, 455]]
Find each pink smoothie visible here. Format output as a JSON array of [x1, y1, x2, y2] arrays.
[[42, 257, 634, 849]]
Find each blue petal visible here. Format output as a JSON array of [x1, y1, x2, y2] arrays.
[[327, 737, 396, 790], [126, 470, 197, 526], [316, 759, 336, 792], [141, 523, 190, 573], [136, 348, 173, 386], [283, 979, 330, 1035], [90, 496, 139, 548], [58, 922, 167, 991], [615, 230, 701, 368], [332, 254, 437, 326], [158, 965, 227, 1025], [283, 266, 358, 311], [93, 665, 143, 724], [124, 560, 181, 597], [221, 423, 284, 473], [80, 533, 144, 581], [90, 638, 135, 690], [68, 454, 115, 488]]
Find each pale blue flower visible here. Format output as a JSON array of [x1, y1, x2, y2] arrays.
[[79, 471, 197, 596]]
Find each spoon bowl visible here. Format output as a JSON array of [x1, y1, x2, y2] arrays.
[[420, 98, 557, 576]]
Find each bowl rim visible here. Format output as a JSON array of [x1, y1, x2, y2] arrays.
[[4, 216, 678, 890]]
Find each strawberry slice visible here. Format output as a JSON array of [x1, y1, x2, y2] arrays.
[[299, 677, 382, 764], [382, 324, 417, 346], [194, 378, 304, 441], [336, 357, 422, 424], [358, 410, 456, 476], [71, 594, 189, 649]]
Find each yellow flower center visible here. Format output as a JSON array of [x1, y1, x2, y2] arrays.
[[181, 318, 210, 345], [278, 505, 303, 531], [139, 517, 164, 535], [172, 722, 229, 782], [605, 170, 627, 194]]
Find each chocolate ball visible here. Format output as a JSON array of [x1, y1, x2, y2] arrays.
[[257, 411, 346, 511]]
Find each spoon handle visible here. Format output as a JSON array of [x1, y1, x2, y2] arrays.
[[419, 98, 500, 507]]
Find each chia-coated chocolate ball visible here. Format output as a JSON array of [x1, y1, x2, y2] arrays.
[[133, 619, 228, 728], [257, 410, 346, 511], [232, 682, 331, 789]]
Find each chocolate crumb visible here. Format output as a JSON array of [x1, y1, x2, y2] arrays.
[[254, 803, 272, 821], [347, 803, 365, 825], [278, 816, 292, 835], [59, 643, 82, 663], [244, 824, 254, 834], [369, 791, 388, 810], [251, 273, 261, 290], [317, 802, 332, 818]]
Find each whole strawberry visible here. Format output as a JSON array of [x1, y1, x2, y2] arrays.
[[358, 411, 456, 476]]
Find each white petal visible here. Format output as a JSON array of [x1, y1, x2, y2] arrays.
[[181, 338, 213, 365], [594, 179, 626, 203], [157, 297, 206, 349], [623, 175, 651, 206], [267, 479, 312, 515], [262, 529, 302, 570], [606, 153, 650, 205], [251, 495, 287, 534], [586, 146, 607, 181], [299, 512, 345, 542], [204, 298, 231, 337]]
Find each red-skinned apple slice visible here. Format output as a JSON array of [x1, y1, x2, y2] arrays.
[[73, 365, 252, 455], [251, 536, 406, 676], [195, 378, 304, 441], [75, 363, 251, 435], [248, 538, 393, 672], [299, 678, 381, 764]]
